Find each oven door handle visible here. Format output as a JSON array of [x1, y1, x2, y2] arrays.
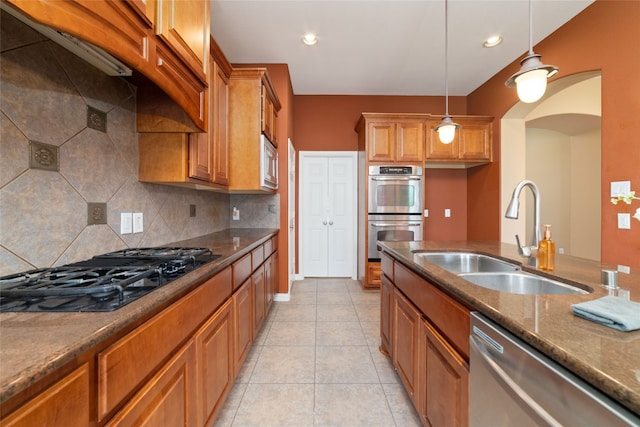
[[370, 176, 422, 181], [470, 335, 563, 427], [370, 223, 422, 227]]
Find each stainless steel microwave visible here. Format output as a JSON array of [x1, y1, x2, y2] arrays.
[[260, 135, 278, 190], [368, 165, 423, 214]]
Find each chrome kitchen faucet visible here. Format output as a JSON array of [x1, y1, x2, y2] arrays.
[[505, 179, 542, 257]]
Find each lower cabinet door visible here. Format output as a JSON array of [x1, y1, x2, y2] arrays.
[[392, 289, 421, 407], [420, 319, 469, 427], [253, 265, 266, 332], [106, 341, 197, 427], [195, 299, 234, 427], [233, 279, 253, 376], [380, 275, 393, 357]]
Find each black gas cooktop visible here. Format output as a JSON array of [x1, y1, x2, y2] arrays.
[[0, 247, 220, 312]]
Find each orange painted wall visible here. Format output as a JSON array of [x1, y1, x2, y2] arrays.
[[293, 95, 470, 240], [467, 0, 640, 268]]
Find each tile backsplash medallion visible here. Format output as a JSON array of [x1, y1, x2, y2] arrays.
[[0, 11, 278, 276]]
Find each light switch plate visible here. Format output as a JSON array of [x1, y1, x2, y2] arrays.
[[610, 181, 631, 197], [121, 213, 132, 234], [133, 212, 143, 233]]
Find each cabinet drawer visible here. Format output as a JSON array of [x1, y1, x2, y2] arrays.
[[394, 262, 470, 359], [97, 267, 231, 420], [381, 252, 394, 281], [264, 238, 274, 257], [252, 245, 265, 269], [2, 365, 90, 427], [233, 253, 252, 291]]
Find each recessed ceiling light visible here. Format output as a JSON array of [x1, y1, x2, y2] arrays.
[[302, 33, 318, 46], [483, 35, 503, 48]]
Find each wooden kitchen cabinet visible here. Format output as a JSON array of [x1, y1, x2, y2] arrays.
[[380, 273, 393, 357], [106, 341, 197, 427], [156, 0, 209, 84], [138, 37, 231, 189], [426, 116, 493, 167], [392, 288, 422, 408], [419, 319, 469, 427], [6, 0, 210, 131], [252, 264, 267, 333], [228, 68, 281, 192], [356, 114, 426, 163], [382, 254, 471, 426], [194, 299, 235, 427], [233, 279, 253, 377], [1, 365, 90, 427]]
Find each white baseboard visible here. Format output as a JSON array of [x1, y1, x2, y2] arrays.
[[274, 293, 291, 302]]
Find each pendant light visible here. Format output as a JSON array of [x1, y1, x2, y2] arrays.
[[434, 0, 459, 144], [505, 0, 558, 103]]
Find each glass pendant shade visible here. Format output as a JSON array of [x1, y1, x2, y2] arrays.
[[435, 116, 459, 144], [515, 68, 549, 103]]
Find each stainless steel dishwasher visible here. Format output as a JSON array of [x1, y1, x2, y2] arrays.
[[470, 312, 640, 426]]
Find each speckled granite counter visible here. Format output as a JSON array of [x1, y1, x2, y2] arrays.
[[379, 240, 640, 415], [0, 228, 278, 405]]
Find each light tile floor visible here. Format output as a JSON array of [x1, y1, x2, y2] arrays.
[[214, 278, 422, 427]]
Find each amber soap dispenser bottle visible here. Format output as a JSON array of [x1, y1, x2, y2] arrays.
[[538, 224, 555, 271]]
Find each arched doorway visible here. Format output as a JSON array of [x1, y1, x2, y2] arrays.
[[500, 71, 601, 260]]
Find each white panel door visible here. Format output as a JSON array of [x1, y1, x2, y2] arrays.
[[301, 152, 356, 278]]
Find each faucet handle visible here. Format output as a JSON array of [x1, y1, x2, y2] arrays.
[[515, 234, 532, 257]]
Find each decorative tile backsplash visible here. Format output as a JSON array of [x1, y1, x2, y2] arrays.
[[0, 11, 278, 276]]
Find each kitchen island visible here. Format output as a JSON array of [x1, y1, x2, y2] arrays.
[[0, 228, 278, 423], [379, 240, 640, 418]]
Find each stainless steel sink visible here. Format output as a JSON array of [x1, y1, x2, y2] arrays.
[[459, 272, 589, 295], [414, 252, 520, 274]]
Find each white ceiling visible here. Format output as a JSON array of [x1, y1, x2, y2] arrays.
[[210, 0, 594, 96]]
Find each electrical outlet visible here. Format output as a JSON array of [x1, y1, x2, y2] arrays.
[[618, 213, 631, 229], [121, 213, 132, 234], [133, 212, 143, 233], [268, 204, 277, 213], [232, 207, 240, 221], [423, 209, 429, 218], [444, 208, 451, 218], [190, 204, 196, 217]]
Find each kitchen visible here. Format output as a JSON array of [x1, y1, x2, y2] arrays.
[[1, 0, 639, 425]]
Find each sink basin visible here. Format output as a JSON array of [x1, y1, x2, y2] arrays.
[[414, 252, 520, 274], [459, 272, 589, 295]]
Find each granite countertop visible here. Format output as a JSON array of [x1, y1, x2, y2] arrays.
[[0, 228, 278, 405], [379, 240, 640, 415]]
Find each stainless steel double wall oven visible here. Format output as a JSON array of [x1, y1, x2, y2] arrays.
[[367, 165, 423, 261]]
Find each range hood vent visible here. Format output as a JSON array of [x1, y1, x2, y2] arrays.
[[1, 4, 132, 77]]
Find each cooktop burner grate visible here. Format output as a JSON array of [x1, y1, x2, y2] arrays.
[[0, 247, 220, 312]]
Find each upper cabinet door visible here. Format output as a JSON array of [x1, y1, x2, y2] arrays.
[[367, 122, 395, 162], [156, 0, 210, 83], [396, 121, 425, 162]]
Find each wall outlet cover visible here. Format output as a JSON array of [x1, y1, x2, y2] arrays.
[[610, 181, 631, 197], [617, 213, 631, 229], [133, 212, 143, 233], [121, 213, 132, 234]]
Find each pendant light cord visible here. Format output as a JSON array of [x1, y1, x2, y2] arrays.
[[528, 0, 534, 55], [444, 0, 449, 116]]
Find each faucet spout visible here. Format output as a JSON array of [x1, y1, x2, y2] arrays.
[[505, 179, 541, 254]]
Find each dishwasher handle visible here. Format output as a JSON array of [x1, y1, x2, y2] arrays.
[[470, 335, 563, 427]]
